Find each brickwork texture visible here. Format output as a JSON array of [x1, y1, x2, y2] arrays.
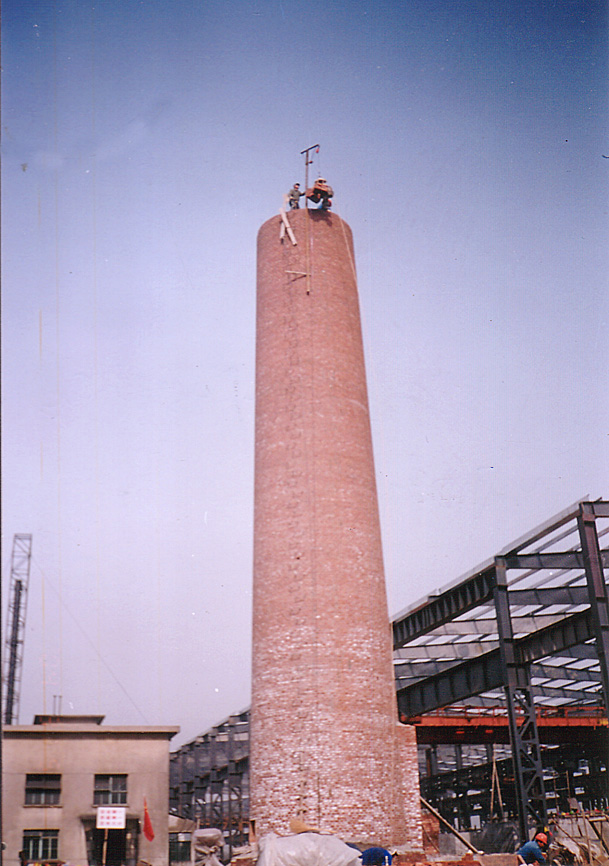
[[250, 209, 421, 846]]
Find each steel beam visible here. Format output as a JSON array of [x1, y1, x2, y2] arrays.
[[517, 609, 595, 665], [504, 551, 609, 570], [397, 647, 505, 716], [507, 587, 589, 607], [393, 567, 497, 647], [498, 498, 584, 555], [533, 663, 600, 684], [588, 502, 609, 518], [531, 642, 598, 661], [396, 676, 599, 705], [396, 659, 600, 685], [394, 641, 499, 661], [397, 609, 596, 715], [407, 609, 583, 637], [578, 502, 609, 710], [392, 574, 602, 650]]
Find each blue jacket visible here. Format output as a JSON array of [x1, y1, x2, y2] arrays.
[[517, 840, 547, 864], [361, 848, 392, 866]]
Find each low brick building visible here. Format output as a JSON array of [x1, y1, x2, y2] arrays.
[[2, 714, 179, 866]]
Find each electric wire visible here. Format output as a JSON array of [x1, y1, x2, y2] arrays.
[[52, 1, 64, 718], [30, 556, 151, 723]]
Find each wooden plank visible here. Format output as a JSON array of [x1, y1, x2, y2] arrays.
[[279, 209, 297, 245]]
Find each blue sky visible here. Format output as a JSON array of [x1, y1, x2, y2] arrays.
[[2, 0, 608, 746]]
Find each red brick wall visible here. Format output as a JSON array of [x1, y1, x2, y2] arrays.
[[420, 805, 440, 854], [250, 210, 420, 846], [398, 724, 424, 849]]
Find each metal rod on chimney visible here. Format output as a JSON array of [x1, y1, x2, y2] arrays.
[[300, 144, 319, 204]]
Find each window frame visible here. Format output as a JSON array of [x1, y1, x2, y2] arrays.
[[93, 774, 128, 806], [169, 832, 192, 863], [24, 774, 62, 806], [22, 829, 59, 861]]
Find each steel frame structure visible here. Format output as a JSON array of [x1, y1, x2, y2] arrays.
[[170, 499, 608, 844], [2, 534, 33, 725], [170, 712, 250, 855], [393, 498, 609, 842]]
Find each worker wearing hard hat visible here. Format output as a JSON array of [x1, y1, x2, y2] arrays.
[[516, 832, 549, 865], [306, 177, 334, 209]]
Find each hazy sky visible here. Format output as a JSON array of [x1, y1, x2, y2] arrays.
[[2, 0, 608, 747]]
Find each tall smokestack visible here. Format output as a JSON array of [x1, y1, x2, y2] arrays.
[[250, 208, 421, 845]]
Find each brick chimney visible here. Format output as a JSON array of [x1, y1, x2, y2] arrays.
[[250, 208, 422, 847]]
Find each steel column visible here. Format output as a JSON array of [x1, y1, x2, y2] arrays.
[[494, 558, 547, 842], [578, 502, 609, 708], [193, 738, 208, 823], [426, 746, 439, 777], [226, 717, 245, 854]]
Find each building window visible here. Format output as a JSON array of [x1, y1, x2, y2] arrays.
[[25, 774, 61, 806], [23, 829, 59, 860], [93, 774, 127, 805], [169, 833, 191, 863]]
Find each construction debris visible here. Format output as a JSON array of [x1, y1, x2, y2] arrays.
[[551, 814, 609, 865], [194, 828, 225, 866], [256, 832, 360, 866]]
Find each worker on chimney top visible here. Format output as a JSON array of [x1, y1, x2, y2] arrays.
[[306, 177, 334, 209], [288, 183, 305, 209]]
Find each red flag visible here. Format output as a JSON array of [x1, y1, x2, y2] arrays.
[[143, 799, 155, 841]]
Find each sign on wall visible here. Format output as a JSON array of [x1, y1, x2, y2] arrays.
[[96, 807, 126, 829]]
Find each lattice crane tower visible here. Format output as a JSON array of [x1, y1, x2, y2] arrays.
[[3, 533, 33, 725]]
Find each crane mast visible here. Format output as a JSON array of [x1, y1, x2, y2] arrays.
[[3, 533, 32, 725]]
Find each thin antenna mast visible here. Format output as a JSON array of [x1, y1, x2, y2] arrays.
[[299, 144, 319, 295], [300, 144, 320, 205]]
